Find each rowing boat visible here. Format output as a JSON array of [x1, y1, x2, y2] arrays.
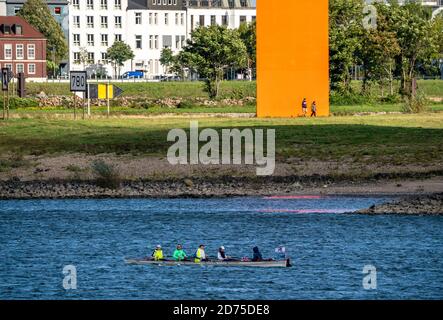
[[125, 258, 291, 268]]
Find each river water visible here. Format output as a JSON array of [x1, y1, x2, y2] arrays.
[[0, 197, 442, 300]]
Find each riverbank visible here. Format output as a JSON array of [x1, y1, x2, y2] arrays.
[[0, 176, 442, 200], [356, 193, 443, 215]]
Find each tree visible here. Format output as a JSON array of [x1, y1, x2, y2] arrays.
[[387, 1, 439, 96], [238, 21, 256, 80], [181, 25, 247, 98], [359, 3, 401, 96], [160, 48, 175, 75], [329, 0, 365, 94], [73, 47, 89, 71], [106, 41, 134, 78], [17, 0, 67, 63]]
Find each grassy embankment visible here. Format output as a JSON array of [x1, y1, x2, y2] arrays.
[[0, 113, 442, 167], [2, 80, 442, 116]]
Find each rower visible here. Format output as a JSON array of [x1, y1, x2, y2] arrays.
[[173, 244, 187, 261], [252, 246, 263, 261], [151, 245, 164, 261], [217, 246, 229, 261], [274, 246, 286, 260], [194, 244, 207, 263]]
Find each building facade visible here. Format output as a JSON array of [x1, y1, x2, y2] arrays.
[[0, 16, 47, 80], [69, 0, 256, 78], [3, 0, 69, 39]]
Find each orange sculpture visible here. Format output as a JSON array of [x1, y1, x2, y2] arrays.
[[257, 0, 330, 117]]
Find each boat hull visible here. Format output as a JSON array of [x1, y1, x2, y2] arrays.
[[125, 258, 291, 268]]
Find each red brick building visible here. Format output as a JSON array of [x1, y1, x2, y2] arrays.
[[0, 16, 47, 80]]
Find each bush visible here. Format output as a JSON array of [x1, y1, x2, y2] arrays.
[[0, 97, 39, 109], [380, 94, 401, 104], [402, 92, 429, 113], [330, 92, 375, 106], [177, 100, 195, 109], [91, 160, 121, 189]]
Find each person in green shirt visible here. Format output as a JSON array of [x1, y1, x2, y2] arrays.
[[173, 244, 188, 261]]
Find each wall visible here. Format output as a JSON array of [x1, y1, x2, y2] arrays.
[[257, 0, 329, 117]]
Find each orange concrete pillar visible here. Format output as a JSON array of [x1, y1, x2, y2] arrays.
[[257, 0, 330, 117]]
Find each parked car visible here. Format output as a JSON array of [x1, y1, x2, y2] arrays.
[[121, 71, 144, 79]]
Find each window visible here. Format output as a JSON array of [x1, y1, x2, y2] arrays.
[[211, 15, 216, 26], [101, 52, 108, 63], [199, 15, 205, 27], [28, 64, 36, 75], [101, 16, 108, 28], [72, 0, 79, 9], [27, 44, 36, 59], [13, 7, 21, 14], [101, 34, 108, 46], [175, 13, 179, 25], [149, 13, 153, 25], [87, 16, 94, 28], [115, 34, 122, 42], [73, 52, 80, 64], [240, 16, 247, 25], [135, 12, 142, 25], [73, 34, 80, 46], [87, 52, 95, 64], [154, 13, 158, 25], [15, 25, 23, 35], [115, 16, 122, 28], [3, 25, 11, 34], [222, 15, 228, 26], [87, 0, 94, 10], [16, 64, 24, 74], [149, 35, 153, 49], [54, 7, 62, 15], [73, 16, 80, 28], [4, 44, 12, 60], [181, 13, 184, 25], [163, 35, 172, 49], [114, 0, 122, 10], [135, 35, 142, 49], [100, 0, 108, 10], [175, 35, 180, 49], [154, 35, 158, 49], [165, 13, 169, 25], [15, 44, 25, 60], [4, 64, 12, 72], [87, 34, 95, 46]]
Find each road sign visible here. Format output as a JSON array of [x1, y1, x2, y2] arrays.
[[1, 68, 9, 91], [88, 84, 124, 99], [70, 71, 88, 92]]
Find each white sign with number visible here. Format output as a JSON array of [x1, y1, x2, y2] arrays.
[[70, 71, 87, 92]]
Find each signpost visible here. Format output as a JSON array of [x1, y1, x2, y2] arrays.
[[1, 68, 10, 120], [87, 83, 124, 117], [70, 71, 88, 120]]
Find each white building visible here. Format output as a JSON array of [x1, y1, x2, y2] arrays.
[[68, 0, 256, 78], [126, 0, 187, 78], [69, 0, 129, 76], [0, 0, 6, 16], [186, 0, 256, 35]]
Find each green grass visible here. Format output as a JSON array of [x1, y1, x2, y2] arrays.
[[25, 79, 443, 99], [331, 103, 443, 115], [349, 79, 443, 97], [1, 113, 442, 166], [25, 80, 257, 99]]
